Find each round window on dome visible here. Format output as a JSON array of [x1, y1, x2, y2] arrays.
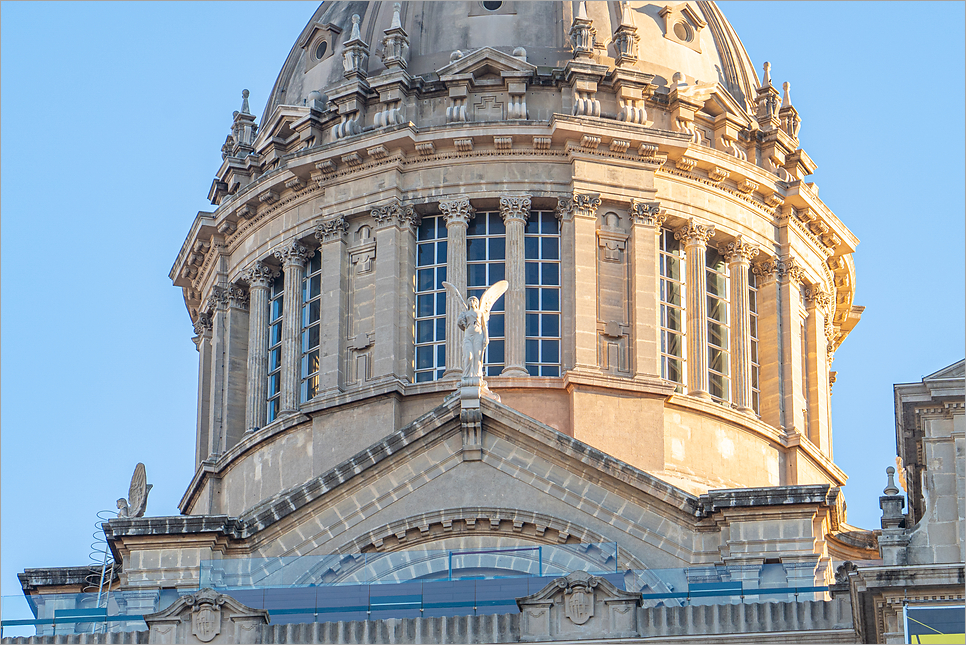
[[315, 40, 328, 60], [673, 21, 693, 42], [482, 1, 503, 11]]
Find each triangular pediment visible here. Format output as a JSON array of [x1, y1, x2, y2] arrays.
[[437, 46, 537, 81], [924, 359, 965, 381]]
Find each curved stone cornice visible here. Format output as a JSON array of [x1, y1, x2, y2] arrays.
[[438, 198, 475, 226], [673, 218, 715, 246], [499, 195, 531, 222], [273, 239, 312, 267], [719, 235, 760, 263], [243, 261, 280, 289]]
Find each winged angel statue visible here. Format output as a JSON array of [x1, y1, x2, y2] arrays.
[[117, 462, 153, 518], [443, 280, 508, 383]]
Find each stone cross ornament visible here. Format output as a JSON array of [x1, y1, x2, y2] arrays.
[[116, 462, 153, 518], [443, 280, 507, 385]]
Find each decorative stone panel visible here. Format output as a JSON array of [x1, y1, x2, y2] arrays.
[[143, 588, 268, 644]]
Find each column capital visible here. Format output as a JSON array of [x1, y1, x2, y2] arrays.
[[372, 201, 419, 230], [439, 198, 475, 227], [499, 195, 531, 223], [274, 239, 313, 267], [805, 286, 833, 312], [243, 261, 279, 289], [719, 235, 760, 264], [315, 215, 349, 243], [192, 312, 213, 339], [674, 218, 715, 246], [752, 255, 805, 285], [227, 284, 249, 310], [207, 285, 229, 311], [558, 193, 601, 221], [629, 200, 665, 227]]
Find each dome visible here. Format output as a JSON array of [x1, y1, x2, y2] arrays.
[[263, 1, 761, 122]]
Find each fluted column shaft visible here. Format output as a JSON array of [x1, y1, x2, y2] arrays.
[[675, 219, 715, 400], [630, 201, 665, 378], [721, 237, 759, 413], [440, 199, 474, 378], [500, 195, 531, 377], [274, 241, 312, 414], [243, 262, 278, 430]]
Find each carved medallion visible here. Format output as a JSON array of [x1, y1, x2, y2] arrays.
[[191, 603, 221, 642], [565, 585, 595, 625]]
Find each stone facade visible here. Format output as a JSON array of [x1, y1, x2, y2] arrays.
[[10, 3, 964, 644]]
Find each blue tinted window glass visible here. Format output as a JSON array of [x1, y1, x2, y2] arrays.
[[541, 340, 559, 363], [542, 263, 559, 286], [436, 292, 446, 315], [467, 238, 487, 261], [417, 320, 434, 343], [489, 237, 505, 260], [526, 340, 539, 363], [489, 262, 505, 284], [468, 264, 487, 287], [416, 345, 434, 369], [526, 313, 539, 336], [542, 288, 559, 312], [466, 216, 485, 236], [541, 214, 558, 235], [526, 262, 539, 285], [526, 288, 539, 310], [417, 268, 434, 291], [417, 243, 435, 266], [525, 237, 539, 259], [542, 237, 559, 259], [488, 212, 505, 234], [487, 340, 504, 364], [417, 294, 434, 317], [488, 314, 504, 338], [542, 314, 559, 337]]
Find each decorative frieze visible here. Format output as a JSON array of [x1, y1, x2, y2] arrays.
[[533, 136, 552, 150], [415, 142, 436, 156], [708, 167, 730, 184], [580, 135, 601, 149], [342, 152, 363, 167], [638, 143, 658, 157], [315, 215, 349, 243], [237, 204, 256, 220], [494, 136, 513, 150], [284, 177, 305, 192], [316, 159, 337, 175], [609, 139, 630, 154], [737, 179, 759, 194], [675, 157, 697, 172], [454, 138, 474, 152], [366, 145, 389, 159], [217, 219, 237, 235], [258, 190, 279, 205], [764, 193, 785, 208]]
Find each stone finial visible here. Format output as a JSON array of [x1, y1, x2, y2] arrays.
[[883, 466, 900, 495], [779, 81, 801, 139], [762, 61, 773, 87], [613, 0, 639, 66], [620, 0, 634, 26], [390, 2, 402, 29], [512, 46, 527, 61], [381, 3, 410, 71], [342, 14, 370, 80], [577, 0, 588, 20], [781, 81, 792, 108], [350, 13, 362, 40], [569, 1, 596, 59], [240, 89, 251, 114]]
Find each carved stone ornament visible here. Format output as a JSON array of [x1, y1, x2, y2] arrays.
[[439, 198, 475, 226], [273, 239, 312, 267], [719, 235, 760, 263], [629, 200, 664, 226], [143, 587, 269, 645], [227, 284, 249, 310], [674, 218, 715, 246], [116, 463, 153, 518], [243, 261, 279, 289], [315, 215, 350, 243], [342, 15, 370, 81], [500, 195, 531, 223], [371, 202, 418, 229], [206, 285, 230, 310], [806, 286, 834, 312], [516, 571, 641, 642], [192, 312, 213, 338], [571, 193, 602, 219]]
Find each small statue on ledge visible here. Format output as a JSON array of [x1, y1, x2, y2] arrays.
[[117, 462, 153, 518], [443, 280, 508, 388]]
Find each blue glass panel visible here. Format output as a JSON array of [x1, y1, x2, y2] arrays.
[[466, 215, 485, 237], [542, 314, 559, 337], [436, 292, 446, 315], [542, 263, 559, 286], [270, 323, 282, 345], [541, 214, 558, 234], [437, 266, 446, 288], [436, 318, 446, 341], [526, 364, 540, 376], [437, 240, 447, 260], [525, 217, 539, 234], [487, 340, 504, 364], [541, 339, 559, 363], [417, 269, 435, 291], [542, 288, 559, 312], [417, 218, 435, 241], [489, 237, 505, 260], [488, 212, 505, 234], [307, 325, 320, 351], [526, 262, 539, 285], [488, 314, 504, 337], [438, 345, 445, 367], [543, 365, 560, 377], [417, 320, 434, 343], [526, 339, 539, 363], [526, 314, 539, 336], [416, 345, 434, 369], [524, 237, 538, 259], [415, 371, 432, 383], [467, 238, 487, 261], [417, 243, 435, 266], [308, 300, 321, 324], [542, 237, 559, 259], [468, 263, 487, 286], [309, 275, 321, 299], [526, 288, 539, 310], [417, 294, 434, 317], [489, 262, 505, 284]]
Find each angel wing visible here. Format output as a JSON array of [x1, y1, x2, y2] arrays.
[[127, 463, 152, 518], [441, 281, 468, 311], [479, 280, 508, 317]]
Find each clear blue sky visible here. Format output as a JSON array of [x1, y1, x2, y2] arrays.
[[2, 2, 964, 600]]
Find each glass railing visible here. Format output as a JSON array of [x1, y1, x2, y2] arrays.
[[2, 548, 835, 638]]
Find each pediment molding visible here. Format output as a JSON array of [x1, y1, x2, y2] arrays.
[[437, 46, 537, 82]]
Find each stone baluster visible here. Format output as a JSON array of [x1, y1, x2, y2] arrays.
[[675, 219, 715, 400], [315, 216, 350, 395], [243, 261, 279, 431], [629, 201, 665, 378], [439, 199, 474, 378], [273, 240, 313, 414], [721, 236, 760, 413], [500, 195, 531, 377]]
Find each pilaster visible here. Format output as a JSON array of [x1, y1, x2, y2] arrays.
[[192, 313, 213, 467], [372, 201, 419, 381], [778, 257, 808, 437], [500, 195, 531, 377], [805, 286, 833, 455], [629, 201, 664, 378], [439, 198, 474, 378], [243, 261, 278, 431], [206, 286, 230, 454], [752, 259, 782, 429], [570, 193, 602, 372], [273, 239, 312, 413], [721, 236, 760, 413], [315, 216, 350, 395], [222, 284, 250, 451], [675, 218, 715, 400]]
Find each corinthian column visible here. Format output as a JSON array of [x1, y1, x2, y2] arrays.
[[439, 198, 474, 378], [675, 218, 715, 400], [720, 236, 760, 412], [500, 195, 531, 377], [274, 240, 312, 414], [243, 261, 279, 431]]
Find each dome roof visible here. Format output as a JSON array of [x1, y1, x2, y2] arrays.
[[262, 1, 761, 121]]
